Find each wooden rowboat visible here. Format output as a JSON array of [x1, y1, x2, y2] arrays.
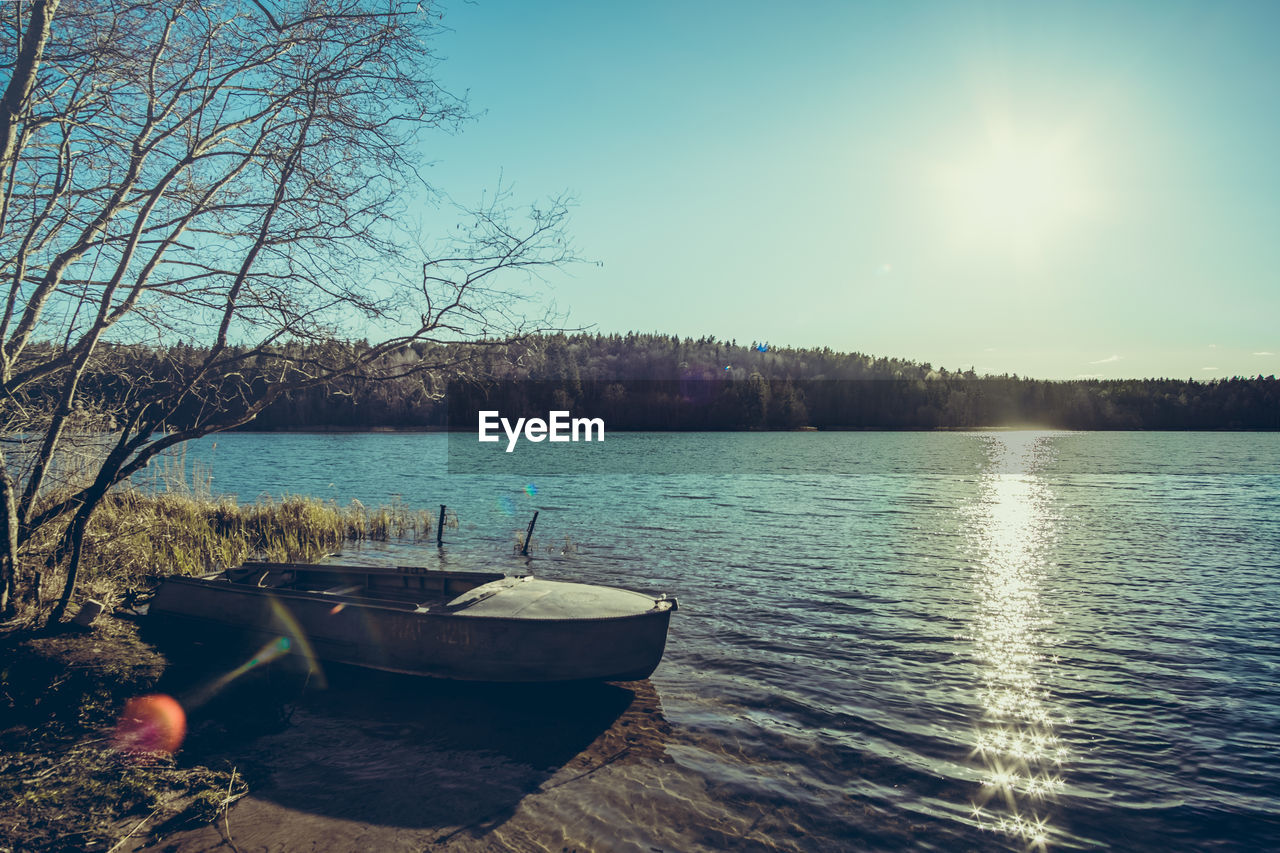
[[146, 561, 677, 683]]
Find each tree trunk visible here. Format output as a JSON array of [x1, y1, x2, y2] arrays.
[[0, 0, 57, 182], [47, 496, 96, 626], [0, 462, 19, 618]]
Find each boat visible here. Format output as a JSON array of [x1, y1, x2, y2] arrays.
[[145, 561, 678, 683]]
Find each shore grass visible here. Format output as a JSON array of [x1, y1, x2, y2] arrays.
[[19, 488, 447, 614]]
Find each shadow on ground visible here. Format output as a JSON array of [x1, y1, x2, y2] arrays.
[[140, 655, 670, 851]]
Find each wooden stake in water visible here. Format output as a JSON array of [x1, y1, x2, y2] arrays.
[[437, 504, 446, 547], [521, 511, 539, 557]]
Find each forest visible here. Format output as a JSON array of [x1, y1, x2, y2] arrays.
[[57, 332, 1276, 432]]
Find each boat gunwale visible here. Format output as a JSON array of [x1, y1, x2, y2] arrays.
[[157, 574, 678, 625], [231, 561, 525, 581]]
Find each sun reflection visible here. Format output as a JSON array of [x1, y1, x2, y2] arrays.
[[964, 432, 1068, 848]]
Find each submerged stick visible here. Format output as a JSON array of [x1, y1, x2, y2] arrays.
[[437, 504, 445, 547], [521, 511, 539, 557]]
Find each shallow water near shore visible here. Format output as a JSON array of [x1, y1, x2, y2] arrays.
[[140, 430, 1280, 852]]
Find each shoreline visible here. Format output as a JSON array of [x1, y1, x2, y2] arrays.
[[228, 424, 1276, 433]]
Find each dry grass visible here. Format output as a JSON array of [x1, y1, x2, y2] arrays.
[[8, 440, 456, 614], [22, 490, 440, 608], [16, 460, 450, 617]]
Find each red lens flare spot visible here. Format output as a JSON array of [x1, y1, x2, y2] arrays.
[[114, 694, 187, 754]]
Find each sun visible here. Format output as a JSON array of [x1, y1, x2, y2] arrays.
[[933, 130, 1090, 259], [967, 149, 1070, 234]]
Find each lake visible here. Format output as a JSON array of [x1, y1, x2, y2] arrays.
[[147, 430, 1280, 852]]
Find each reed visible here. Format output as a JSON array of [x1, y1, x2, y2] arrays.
[[22, 488, 445, 610]]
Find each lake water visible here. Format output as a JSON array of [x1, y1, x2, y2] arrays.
[[149, 430, 1280, 852]]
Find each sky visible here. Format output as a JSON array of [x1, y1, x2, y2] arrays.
[[412, 0, 1279, 380]]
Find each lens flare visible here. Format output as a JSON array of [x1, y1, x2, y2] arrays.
[[496, 495, 516, 516], [244, 635, 291, 669], [183, 636, 297, 709], [524, 483, 538, 497], [266, 596, 325, 688], [216, 635, 292, 687], [114, 694, 187, 754]]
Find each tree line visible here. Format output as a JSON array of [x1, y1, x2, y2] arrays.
[[38, 333, 1279, 431]]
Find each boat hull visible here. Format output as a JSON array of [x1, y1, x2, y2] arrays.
[[147, 575, 674, 683]]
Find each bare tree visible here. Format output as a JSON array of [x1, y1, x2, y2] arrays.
[[0, 0, 573, 620]]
